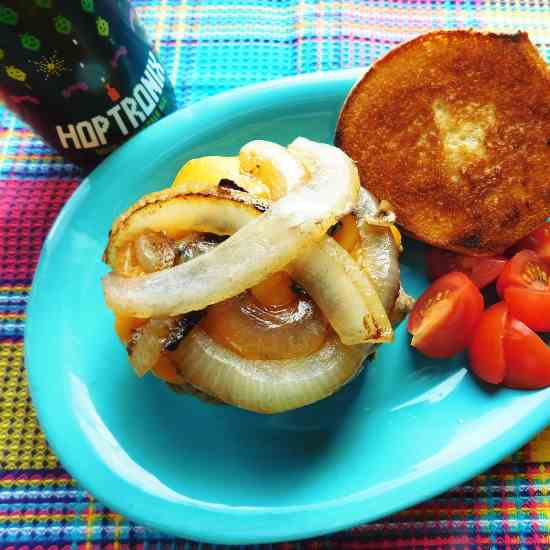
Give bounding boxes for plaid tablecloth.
[2,1,550,548]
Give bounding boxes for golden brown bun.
[335,30,550,256]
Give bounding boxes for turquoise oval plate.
[26,69,550,544]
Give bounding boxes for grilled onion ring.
[102,138,362,319]
[169,328,371,414]
[104,187,392,344]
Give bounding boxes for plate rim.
[25,68,550,544]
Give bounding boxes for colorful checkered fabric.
[2,1,550,548]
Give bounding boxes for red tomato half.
[408,272,484,358]
[496,250,550,297]
[468,302,507,385]
[467,302,550,389]
[503,317,550,390]
[504,286,550,332]
[496,250,550,331]
[426,247,506,289]
[510,222,550,264]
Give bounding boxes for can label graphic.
[0,0,177,167]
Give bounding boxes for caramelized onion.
[134,231,176,273]
[353,188,401,313]
[169,328,371,414]
[292,237,392,344]
[127,318,179,377]
[201,292,328,360]
[239,140,306,200]
[103,138,360,318]
[126,313,202,376]
[103,189,390,343]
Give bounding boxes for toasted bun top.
[336,30,550,255]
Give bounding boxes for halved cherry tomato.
[408,272,484,358]
[503,316,550,389]
[496,250,550,297]
[509,222,550,264]
[504,286,550,332]
[426,247,506,289]
[468,302,507,384]
[468,302,550,389]
[496,250,550,330]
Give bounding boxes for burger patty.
[336,30,550,256]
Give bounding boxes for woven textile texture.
[2,1,550,548]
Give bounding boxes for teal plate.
[26,69,550,544]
